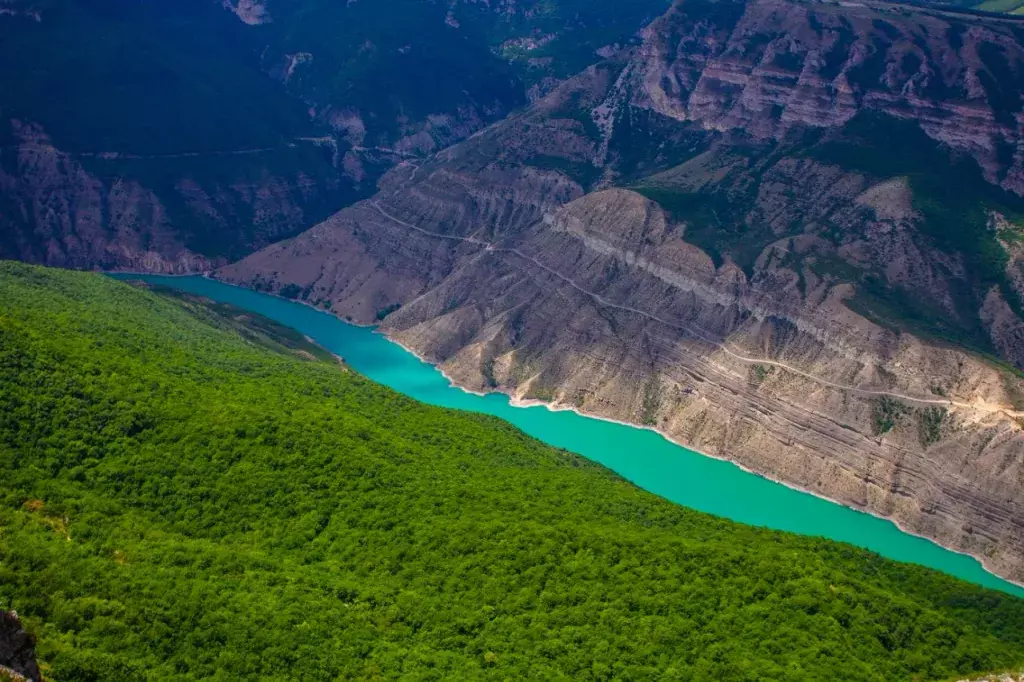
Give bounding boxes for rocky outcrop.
[957,673,1024,682]
[220,0,1024,585]
[0,611,40,682]
[222,0,270,25]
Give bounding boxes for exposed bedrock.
[219,0,1024,583]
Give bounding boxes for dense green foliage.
[2,263,1024,680]
[0,1,314,155]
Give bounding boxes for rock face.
[630,0,1024,192]
[0,611,40,682]
[0,121,342,272]
[222,0,1024,585]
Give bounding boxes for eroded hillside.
[221,0,1024,583]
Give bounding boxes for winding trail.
[367,200,1024,419]
[7,137,335,161]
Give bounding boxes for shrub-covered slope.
[0,262,1023,681]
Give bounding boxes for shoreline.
[111,270,1024,593]
[383,334,1024,593]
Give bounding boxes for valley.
[218,0,1024,586]
[4,0,1024,677]
[123,271,1024,598]
[2,262,1024,680]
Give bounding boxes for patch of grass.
[278,284,303,300]
[640,377,661,425]
[527,385,557,402]
[975,0,1024,11]
[374,302,402,321]
[810,254,864,283]
[749,364,775,387]
[481,356,498,388]
[918,407,948,448]
[523,154,603,188]
[872,396,912,436]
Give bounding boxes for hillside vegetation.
[1,263,1023,681]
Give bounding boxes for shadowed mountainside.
[0,0,669,271]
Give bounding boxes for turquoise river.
[118,274,1024,597]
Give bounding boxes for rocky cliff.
[221,0,1024,584]
[0,612,40,682]
[629,0,1024,192]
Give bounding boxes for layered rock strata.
[222,0,1024,583]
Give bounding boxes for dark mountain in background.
[0,0,669,271]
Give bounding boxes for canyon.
[220,0,1024,583]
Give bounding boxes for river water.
[116,273,1024,597]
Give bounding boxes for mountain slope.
[0,0,348,271]
[0,0,670,272]
[2,262,1024,680]
[220,0,1024,584]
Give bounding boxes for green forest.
[1,262,1023,681]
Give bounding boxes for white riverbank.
[383,334,1024,593]
[111,270,1024,592]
